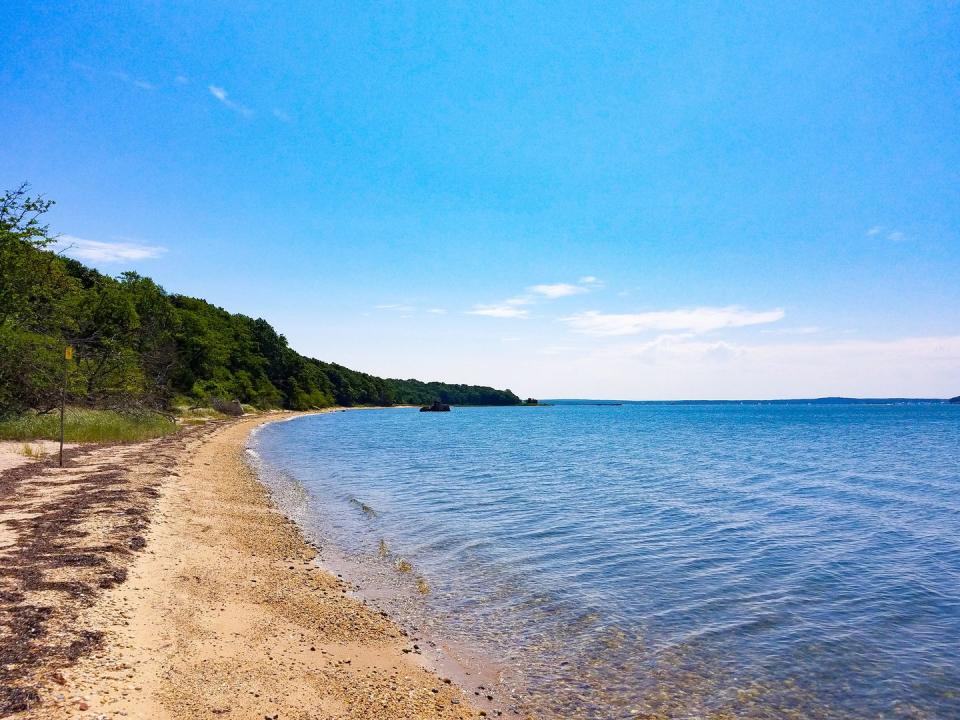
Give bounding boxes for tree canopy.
[0,185,520,416]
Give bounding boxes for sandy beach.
[0,414,491,719]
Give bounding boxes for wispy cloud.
[472,277,601,318]
[468,304,530,318]
[55,235,167,263]
[373,303,447,316]
[107,70,155,90]
[208,85,253,117]
[587,333,741,362]
[867,225,908,242]
[272,108,292,123]
[174,75,189,85]
[507,333,960,400]
[562,306,785,336]
[584,334,960,376]
[73,63,156,91]
[528,283,588,299]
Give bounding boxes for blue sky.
[2,1,958,398]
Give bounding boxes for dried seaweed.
[0,425,209,716]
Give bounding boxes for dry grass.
[19,443,46,459]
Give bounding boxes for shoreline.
[0,412,495,719]
[245,412,520,714]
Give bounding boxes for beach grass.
[0,408,177,443]
[20,442,46,458]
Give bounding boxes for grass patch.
[176,407,228,419]
[0,408,176,443]
[171,406,235,427]
[20,443,46,458]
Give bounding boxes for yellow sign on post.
[60,345,73,467]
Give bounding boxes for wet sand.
[0,414,490,719]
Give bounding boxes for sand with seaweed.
[0,414,488,719]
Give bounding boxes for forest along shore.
[0,412,489,720]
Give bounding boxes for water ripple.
[254,403,960,719]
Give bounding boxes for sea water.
[251,403,960,719]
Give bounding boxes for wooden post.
[60,345,72,467]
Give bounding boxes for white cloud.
[208,85,253,117]
[375,304,446,315]
[55,235,167,263]
[468,304,530,318]
[587,333,741,362]
[74,64,156,91]
[563,306,785,336]
[762,325,821,336]
[478,334,960,400]
[504,295,535,306]
[867,225,908,242]
[529,283,588,299]
[475,277,601,315]
[568,335,960,397]
[272,108,292,123]
[106,70,155,90]
[174,75,189,85]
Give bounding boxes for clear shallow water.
[253,404,960,719]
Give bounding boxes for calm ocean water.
[251,404,960,719]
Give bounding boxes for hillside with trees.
[0,184,520,416]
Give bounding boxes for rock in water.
[420,400,451,412]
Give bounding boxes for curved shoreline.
[246,411,519,716]
[9,412,491,719]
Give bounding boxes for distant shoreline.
[546,397,954,405]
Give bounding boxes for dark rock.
[212,398,245,416]
[420,400,451,412]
